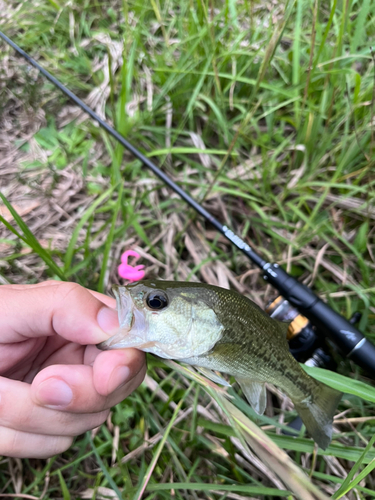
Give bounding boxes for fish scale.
[179,285,316,398]
[98,280,342,449]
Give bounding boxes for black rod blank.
[2,30,375,378]
[0,31,265,268]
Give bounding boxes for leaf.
[354,221,369,254]
[350,0,371,52]
[145,483,291,496]
[332,435,375,499]
[57,470,71,500]
[272,435,375,463]
[88,435,123,500]
[147,147,238,157]
[34,125,59,150]
[0,193,64,279]
[302,365,375,403]
[134,388,192,500]
[163,360,329,500]
[98,185,123,293]
[64,186,116,272]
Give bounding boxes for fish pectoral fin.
[195,366,231,387]
[237,378,267,415]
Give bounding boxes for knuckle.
[0,395,26,430]
[86,410,109,431]
[0,427,18,457]
[13,409,31,429]
[0,426,73,458]
[55,282,84,303]
[52,409,74,434]
[45,407,108,436]
[45,436,73,458]
[51,282,91,336]
[57,410,109,436]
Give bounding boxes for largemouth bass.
[98,280,342,449]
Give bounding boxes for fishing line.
[1,30,375,378]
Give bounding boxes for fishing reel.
[3,30,375,379]
[266,295,362,370]
[266,296,320,362]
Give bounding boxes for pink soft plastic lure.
[118,250,145,282]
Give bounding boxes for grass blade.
[145,483,291,496]
[303,365,375,403]
[64,185,116,273]
[97,184,123,293]
[88,434,123,499]
[163,360,329,500]
[0,193,65,279]
[332,435,375,499]
[134,388,191,500]
[57,470,71,500]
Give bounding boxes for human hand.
[0,281,146,459]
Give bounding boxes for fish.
[97,280,342,449]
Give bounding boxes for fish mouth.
[97,286,146,351]
[97,286,134,350]
[113,285,134,329]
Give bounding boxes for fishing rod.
[1,30,375,378]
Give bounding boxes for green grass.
[1,0,375,498]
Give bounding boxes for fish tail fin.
[292,383,342,450]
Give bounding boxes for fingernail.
[36,378,73,409]
[97,306,119,333]
[108,366,130,393]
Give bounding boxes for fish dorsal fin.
[195,366,231,387]
[237,378,267,415]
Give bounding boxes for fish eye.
[146,291,168,310]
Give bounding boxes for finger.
[0,282,119,344]
[5,281,117,308]
[4,281,62,289]
[0,426,73,459]
[93,348,146,396]
[83,344,104,366]
[87,289,116,308]
[22,340,83,383]
[24,343,99,377]
[0,337,45,376]
[31,359,145,413]
[0,377,109,436]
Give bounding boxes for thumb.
[0,282,119,345]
